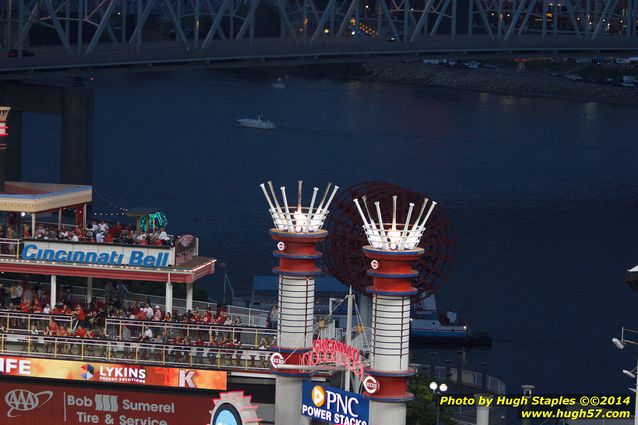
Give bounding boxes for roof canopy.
[0,181,92,213]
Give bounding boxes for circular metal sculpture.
[322,181,456,299]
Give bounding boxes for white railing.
[0,238,22,257]
[0,310,75,331]
[103,317,276,348]
[16,277,218,315]
[0,332,272,371]
[226,305,270,328]
[430,365,507,395]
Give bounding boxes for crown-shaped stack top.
[353,195,436,251]
[260,180,339,233]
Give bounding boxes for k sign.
[301,381,369,425]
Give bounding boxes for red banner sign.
[0,355,227,391]
[0,379,216,425]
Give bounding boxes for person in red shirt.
[137,310,146,321]
[48,318,59,334]
[33,300,43,313]
[75,326,87,338]
[75,304,87,327]
[20,300,30,313]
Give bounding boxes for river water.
[21,69,638,396]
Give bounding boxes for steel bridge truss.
[0,0,635,55]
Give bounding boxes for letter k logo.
[179,370,195,388]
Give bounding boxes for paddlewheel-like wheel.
[322,181,456,300]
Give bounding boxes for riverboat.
[0,181,286,424]
[411,295,492,348]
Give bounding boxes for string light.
[93,191,129,216]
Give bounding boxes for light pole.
[430,381,448,425]
[612,326,638,425]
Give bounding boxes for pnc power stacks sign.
[0,355,227,391]
[0,380,215,425]
[301,381,369,425]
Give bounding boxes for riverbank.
[360,61,638,107]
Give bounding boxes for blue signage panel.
[20,243,171,268]
[301,381,369,425]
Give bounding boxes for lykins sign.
[21,240,174,268]
[301,382,369,425]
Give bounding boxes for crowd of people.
[0,278,274,367]
[0,213,173,252]
[20,221,171,246]
[7,315,273,367]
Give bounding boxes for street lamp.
[612,326,638,425]
[430,381,448,425]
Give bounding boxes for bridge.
[0,0,636,78]
[0,0,636,187]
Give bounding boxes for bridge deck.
[1,35,637,79]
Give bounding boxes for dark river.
[22,69,638,397]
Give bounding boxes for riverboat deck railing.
[0,276,272,325]
[0,332,272,371]
[103,318,276,348]
[0,238,21,257]
[0,310,74,331]
[225,305,269,328]
[0,311,276,349]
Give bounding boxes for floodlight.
[613,338,626,350]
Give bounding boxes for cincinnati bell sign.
[20,240,174,268]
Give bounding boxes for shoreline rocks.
[361,62,638,107]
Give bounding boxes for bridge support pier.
[0,82,93,186]
[61,86,93,185]
[5,110,22,182]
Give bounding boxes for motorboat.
[237,116,276,130]
[272,78,286,89]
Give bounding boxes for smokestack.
[260,180,338,425]
[356,195,436,425]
